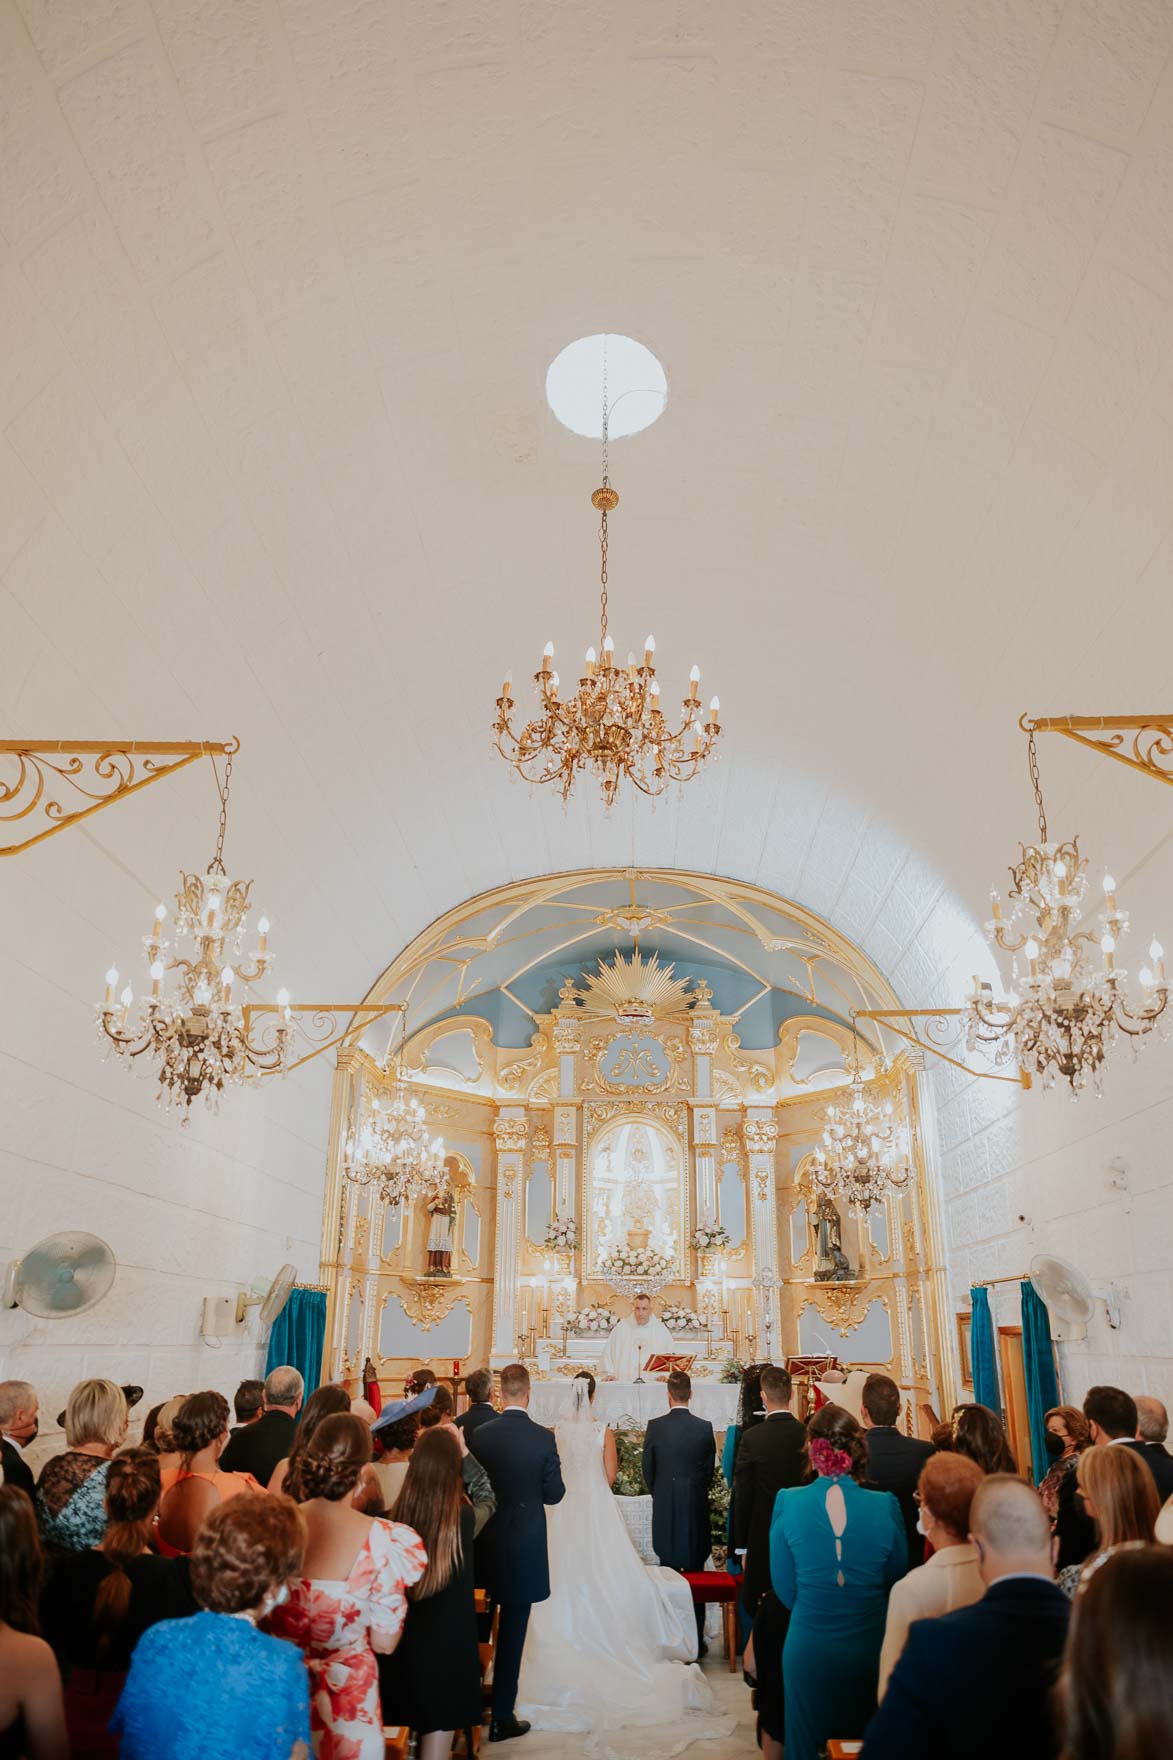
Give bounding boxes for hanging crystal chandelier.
[343,1023,446,1204]
[97,748,292,1115]
[492,349,722,806]
[966,722,1169,1094]
[809,1030,911,1211]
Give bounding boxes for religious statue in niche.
[425,1188,455,1276]
[812,1192,855,1283]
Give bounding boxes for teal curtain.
[265,1288,327,1396]
[1021,1279,1060,1483]
[969,1286,1000,1415]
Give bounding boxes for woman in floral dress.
[270,1413,426,1758]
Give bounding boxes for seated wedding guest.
[0,1380,38,1499]
[232,1378,266,1433]
[156,1391,263,1557]
[272,1413,426,1756]
[860,1373,933,1568]
[37,1378,128,1552]
[152,1395,186,1477]
[770,1403,906,1760]
[220,1365,304,1485]
[1129,1391,1173,1502]
[113,1492,310,1760]
[1058,1443,1158,1597]
[936,1402,1017,1475]
[40,1450,196,1757]
[418,1383,455,1429]
[1058,1545,1173,1759]
[877,1451,984,1695]
[862,1475,1069,1760]
[268,1384,351,1494]
[1039,1405,1096,1572]
[732,1364,807,1619]
[370,1388,436,1509]
[380,1427,485,1759]
[0,1486,68,1760]
[455,1367,497,1442]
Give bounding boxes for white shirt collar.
[1107,1435,1135,1446]
[500,1406,528,1416]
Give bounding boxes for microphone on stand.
[634,1349,645,1386]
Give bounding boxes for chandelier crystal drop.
[809,1034,911,1212]
[966,724,1169,1094]
[492,349,722,807]
[97,749,292,1115]
[342,1025,446,1204]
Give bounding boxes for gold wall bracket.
[854,1008,1030,1088]
[0,739,237,856]
[242,1001,406,1074]
[1022,714,1173,790]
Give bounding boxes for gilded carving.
[584,1099,686,1141]
[688,1019,719,1055]
[353,1216,370,1263]
[530,1126,551,1158]
[581,1031,688,1096]
[712,1069,742,1105]
[812,1282,883,1336]
[493,1117,529,1155]
[743,1118,779,1152]
[499,1032,550,1092]
[903,1219,918,1264]
[394,1278,468,1331]
[720,1129,742,1165]
[723,1031,772,1094]
[553,1017,583,1054]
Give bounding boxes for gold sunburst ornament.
[492,350,722,806]
[579,950,694,1026]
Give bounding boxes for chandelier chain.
[599,340,609,646]
[209,747,234,876]
[1027,727,1047,844]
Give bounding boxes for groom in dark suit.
[471,1362,565,1743]
[642,1370,716,1654]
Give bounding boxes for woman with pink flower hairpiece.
[768,1403,907,1760]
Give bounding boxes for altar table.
[528,1379,738,1429]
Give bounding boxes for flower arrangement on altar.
[566,1304,615,1334]
[720,1358,746,1384]
[544,1215,579,1252]
[660,1303,705,1334]
[691,1222,731,1253]
[599,1243,673,1281]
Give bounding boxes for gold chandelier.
[97,749,292,1115]
[343,1024,446,1204]
[492,359,721,807]
[966,724,1169,1093]
[810,1029,911,1211]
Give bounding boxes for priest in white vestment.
[599,1293,675,1380]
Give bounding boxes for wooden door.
[998,1326,1032,1480]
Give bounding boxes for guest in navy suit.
[862,1475,1070,1760]
[470,1362,565,1743]
[643,1370,716,1652]
[455,1368,498,1445]
[860,1372,933,1569]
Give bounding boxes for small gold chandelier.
[97,748,292,1115]
[343,1025,446,1204]
[493,357,721,807]
[810,1028,911,1211]
[966,722,1169,1094]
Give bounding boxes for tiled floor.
[504,1653,756,1758]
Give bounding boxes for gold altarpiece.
[317,873,956,1422]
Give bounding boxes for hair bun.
[292,1450,358,1503]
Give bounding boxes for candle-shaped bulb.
[650,678,661,697]
[501,674,512,700]
[1150,938,1163,963]
[119,985,134,1010]
[689,664,701,682]
[585,645,596,667]
[150,960,164,995]
[104,966,118,1005]
[1025,938,1040,975]
[602,635,614,654]
[1103,874,1117,896]
[221,965,235,994]
[541,641,553,672]
[709,696,721,726]
[276,987,291,1009]
[257,915,270,939]
[550,670,560,691]
[1055,860,1067,880]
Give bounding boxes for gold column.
[490,1111,529,1366]
[743,1113,782,1356]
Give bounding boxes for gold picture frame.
[956,1312,973,1388]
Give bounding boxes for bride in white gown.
[516,1376,735,1759]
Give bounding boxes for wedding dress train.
[516,1385,735,1760]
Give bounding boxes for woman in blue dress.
[770,1403,906,1760]
[113,1492,312,1760]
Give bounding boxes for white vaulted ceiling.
[3,0,1173,1013]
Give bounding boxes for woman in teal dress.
[769,1403,906,1760]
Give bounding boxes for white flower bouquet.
[545,1215,579,1251]
[691,1223,731,1253]
[567,1304,615,1334]
[660,1303,705,1334]
[599,1243,674,1281]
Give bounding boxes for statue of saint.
[425,1188,455,1277]
[813,1193,854,1282]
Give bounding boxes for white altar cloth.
[528,1379,737,1429]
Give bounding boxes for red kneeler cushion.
[682,1571,742,1603]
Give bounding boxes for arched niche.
[583,1112,688,1283]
